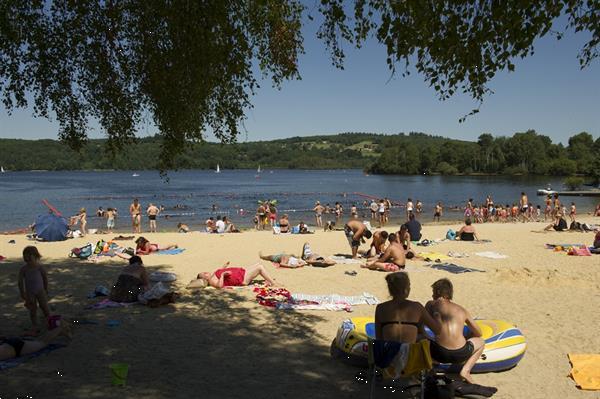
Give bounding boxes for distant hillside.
[0,131,597,178]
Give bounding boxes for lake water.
[0,169,597,232]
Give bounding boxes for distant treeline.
[0,131,598,179]
[368,131,599,179]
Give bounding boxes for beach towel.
[0,344,66,371]
[0,255,5,261]
[155,248,186,255]
[546,244,584,249]
[291,292,380,306]
[419,252,452,262]
[568,247,592,256]
[330,255,363,264]
[149,271,177,282]
[447,251,469,258]
[85,298,138,310]
[427,263,485,274]
[475,251,508,259]
[568,354,600,390]
[275,303,352,311]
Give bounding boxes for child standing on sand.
[18,246,50,332]
[105,207,116,233]
[569,202,577,222]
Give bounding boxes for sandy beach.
[0,217,599,398]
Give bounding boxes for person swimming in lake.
[456,219,479,241]
[194,262,277,288]
[135,237,178,255]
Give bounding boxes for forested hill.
[0,131,598,177]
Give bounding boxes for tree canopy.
[0,1,597,169]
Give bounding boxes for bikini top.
[379,320,420,330]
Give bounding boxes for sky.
[1,15,598,145]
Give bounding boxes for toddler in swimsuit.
[18,246,51,331]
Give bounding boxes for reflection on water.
[0,170,596,231]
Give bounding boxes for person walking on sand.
[18,247,50,333]
[426,279,485,384]
[314,201,325,227]
[147,203,160,233]
[130,198,142,233]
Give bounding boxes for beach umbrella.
[35,213,68,242]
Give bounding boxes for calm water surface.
[0,170,596,231]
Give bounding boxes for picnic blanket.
[569,353,600,390]
[427,262,485,274]
[0,344,65,371]
[155,248,186,255]
[475,251,508,259]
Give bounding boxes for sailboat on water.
[255,165,261,179]
[257,165,261,173]
[0,166,5,173]
[215,164,221,173]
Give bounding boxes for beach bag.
[291,226,300,234]
[446,229,456,240]
[272,225,281,235]
[568,246,592,256]
[69,243,93,259]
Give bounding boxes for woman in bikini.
[130,198,142,233]
[456,219,479,241]
[194,262,277,288]
[135,237,178,255]
[375,272,440,342]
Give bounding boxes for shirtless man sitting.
[425,278,484,384]
[365,230,388,257]
[344,219,372,259]
[362,233,406,272]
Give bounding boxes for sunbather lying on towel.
[259,243,336,268]
[195,263,277,288]
[135,236,178,255]
[0,322,71,361]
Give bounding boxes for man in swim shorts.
[147,203,160,233]
[425,278,484,384]
[344,219,372,259]
[362,233,406,272]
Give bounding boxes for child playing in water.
[18,246,50,332]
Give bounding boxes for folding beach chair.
[367,338,432,399]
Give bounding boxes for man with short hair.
[344,219,372,259]
[146,203,160,233]
[405,213,422,241]
[362,233,406,271]
[425,278,484,384]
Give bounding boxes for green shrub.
[564,176,584,190]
